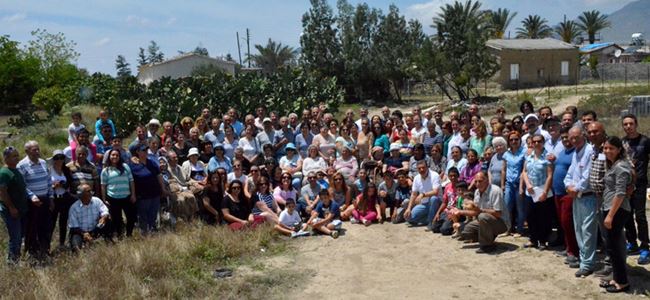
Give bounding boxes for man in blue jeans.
[404,160,441,228]
[0,146,29,265]
[564,126,596,278]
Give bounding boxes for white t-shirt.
[227,172,247,184]
[68,123,85,143]
[279,209,302,227]
[412,170,441,203]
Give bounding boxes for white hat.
[263,117,272,123]
[188,147,199,157]
[148,118,161,126]
[524,114,539,123]
[389,143,400,151]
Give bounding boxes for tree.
[555,20,582,43]
[26,29,80,87]
[578,10,610,44]
[300,0,342,78]
[489,8,517,39]
[425,0,498,101]
[115,55,132,78]
[249,39,297,73]
[0,35,41,112]
[193,45,209,56]
[147,40,164,63]
[137,47,148,66]
[516,15,552,39]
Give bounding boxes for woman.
[511,115,524,134]
[521,134,554,249]
[503,131,527,236]
[180,116,194,138]
[372,123,390,155]
[411,115,427,144]
[222,125,238,160]
[161,153,199,222]
[273,172,298,207]
[441,121,453,159]
[49,151,74,247]
[312,124,336,161]
[279,143,303,190]
[600,137,633,293]
[335,124,356,157]
[423,121,442,155]
[407,143,431,178]
[159,137,174,158]
[194,116,209,136]
[459,149,481,190]
[394,128,415,158]
[245,165,262,198]
[333,145,358,185]
[181,148,207,193]
[101,149,137,238]
[208,144,232,173]
[351,183,381,226]
[251,176,281,224]
[227,159,248,186]
[129,144,166,235]
[302,145,328,179]
[295,123,313,159]
[200,171,223,225]
[328,119,339,138]
[445,146,468,177]
[198,141,213,164]
[330,172,353,220]
[470,121,492,157]
[357,119,372,160]
[430,144,448,179]
[520,100,534,116]
[147,137,162,162]
[172,133,191,164]
[221,179,256,230]
[237,125,261,166]
[370,115,382,127]
[186,127,202,149]
[489,137,507,188]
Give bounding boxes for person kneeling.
[68,184,111,252]
[307,190,341,238]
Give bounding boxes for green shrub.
[32,85,71,117]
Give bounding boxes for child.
[277,199,309,238]
[392,170,412,224]
[307,190,341,238]
[94,110,117,144]
[378,171,397,222]
[449,183,471,238]
[68,112,85,145]
[432,167,460,235]
[351,182,381,226]
[384,144,407,174]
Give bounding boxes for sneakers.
[350,217,359,224]
[555,250,567,257]
[594,265,612,277]
[575,269,593,278]
[638,249,650,265]
[627,243,641,255]
[564,255,579,265]
[330,231,339,239]
[568,261,580,269]
[290,232,298,238]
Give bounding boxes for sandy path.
[275,223,650,299]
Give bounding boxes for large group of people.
[1,101,648,293]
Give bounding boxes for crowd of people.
[0,101,648,293]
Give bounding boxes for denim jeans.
[504,181,529,234]
[573,194,598,271]
[137,196,160,236]
[1,210,26,263]
[408,196,441,227]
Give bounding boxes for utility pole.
[236,32,242,65]
[246,28,251,68]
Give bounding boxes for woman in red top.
[351,182,382,226]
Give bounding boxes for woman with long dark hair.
[221,179,255,230]
[600,136,633,293]
[101,149,137,238]
[351,182,381,226]
[49,151,74,247]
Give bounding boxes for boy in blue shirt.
[308,189,341,238]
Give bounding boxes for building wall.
[137,55,236,85]
[497,48,579,90]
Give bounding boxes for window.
[510,64,519,80]
[561,61,569,76]
[537,68,544,79]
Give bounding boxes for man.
[102,136,130,166]
[200,107,211,121]
[381,106,391,123]
[204,117,224,147]
[93,124,114,165]
[257,118,276,148]
[299,172,321,216]
[17,141,53,262]
[274,116,295,158]
[564,125,596,277]
[522,114,552,149]
[146,118,161,140]
[71,128,98,163]
[544,117,564,157]
[468,104,479,118]
[68,183,110,252]
[538,106,553,121]
[580,111,597,130]
[404,161,441,228]
[227,108,245,136]
[288,113,300,137]
[561,111,575,130]
[128,125,148,149]
[621,114,650,264]
[423,111,432,128]
[0,146,29,264]
[553,127,579,265]
[456,171,510,253]
[67,146,101,197]
[355,107,369,130]
[254,106,267,131]
[433,107,444,128]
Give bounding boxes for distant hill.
[600,0,650,44]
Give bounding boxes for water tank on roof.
[632,33,645,46]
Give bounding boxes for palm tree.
[516,15,552,39]
[249,38,297,73]
[555,20,582,43]
[578,10,611,44]
[489,8,517,39]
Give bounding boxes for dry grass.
[0,224,297,299]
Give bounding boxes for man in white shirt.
[404,160,441,228]
[522,114,552,150]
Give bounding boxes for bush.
[32,86,71,117]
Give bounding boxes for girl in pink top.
[351,182,382,226]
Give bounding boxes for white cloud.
[166,17,177,26]
[94,37,110,46]
[405,0,455,26]
[125,14,150,26]
[2,13,26,23]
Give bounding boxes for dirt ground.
[272,222,650,299]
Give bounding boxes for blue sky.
[0,0,633,75]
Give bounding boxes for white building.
[137,53,237,85]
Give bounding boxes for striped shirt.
[68,196,109,232]
[589,144,606,196]
[17,157,52,198]
[100,164,133,199]
[67,161,99,193]
[252,192,275,215]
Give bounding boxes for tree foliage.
[26,29,81,87]
[115,55,132,78]
[489,8,517,39]
[578,10,610,44]
[249,39,297,73]
[300,0,342,79]
[555,20,582,43]
[516,15,552,39]
[0,35,41,113]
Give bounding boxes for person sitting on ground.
[404,160,442,228]
[455,171,510,253]
[432,167,461,235]
[459,149,481,190]
[378,171,398,222]
[68,183,110,252]
[299,171,321,217]
[392,171,413,224]
[251,176,280,225]
[160,153,198,221]
[384,143,407,175]
[307,189,341,238]
[273,172,298,208]
[200,171,223,225]
[351,182,382,226]
[221,180,257,231]
[278,143,303,190]
[181,148,207,194]
[277,198,310,238]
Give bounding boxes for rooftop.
[487,38,577,50]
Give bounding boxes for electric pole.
[236,32,242,65]
[246,28,251,68]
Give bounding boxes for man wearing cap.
[274,116,295,159]
[0,146,29,264]
[522,113,552,150]
[257,117,276,148]
[147,119,161,140]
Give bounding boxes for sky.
[0,0,634,75]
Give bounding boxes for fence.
[580,63,650,84]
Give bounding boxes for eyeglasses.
[259,182,268,186]
[334,178,343,182]
[231,186,241,190]
[532,140,543,144]
[250,169,259,173]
